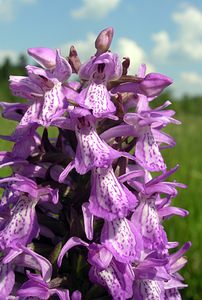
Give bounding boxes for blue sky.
[0,0,202,97]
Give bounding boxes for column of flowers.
[0,27,190,300]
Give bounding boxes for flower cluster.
[0,27,190,299]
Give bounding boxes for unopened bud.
[122,57,130,75]
[68,45,81,73]
[95,27,114,55]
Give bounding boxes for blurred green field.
[0,103,201,299]
[163,113,202,300]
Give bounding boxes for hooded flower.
[9,48,73,129]
[59,108,135,180]
[124,95,179,172]
[17,272,82,300]
[76,52,122,118]
[57,237,133,300]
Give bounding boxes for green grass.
[0,110,201,299]
[163,113,202,300]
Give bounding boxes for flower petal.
[89,167,137,221]
[133,280,164,300]
[57,237,89,267]
[28,47,57,69]
[0,263,15,298]
[52,49,72,82]
[76,82,116,118]
[82,202,94,240]
[39,83,67,126]
[132,198,168,253]
[75,120,121,174]
[89,260,133,300]
[101,218,143,263]
[0,195,39,249]
[136,127,166,172]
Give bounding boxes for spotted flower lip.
[0,194,39,250]
[59,112,135,181]
[89,259,134,300]
[131,196,168,254]
[100,218,143,263]
[76,52,123,118]
[88,166,138,221]
[133,280,165,300]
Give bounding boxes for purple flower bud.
[95,27,114,55]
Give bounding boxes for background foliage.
[0,56,201,300]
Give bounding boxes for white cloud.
[152,4,202,62]
[71,0,121,19]
[115,37,155,73]
[151,31,172,61]
[172,71,202,97]
[180,72,202,85]
[0,0,36,22]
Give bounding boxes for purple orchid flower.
[17,272,82,300]
[128,167,187,256]
[89,259,134,300]
[124,95,179,172]
[0,194,39,250]
[163,242,191,295]
[0,174,59,252]
[9,48,72,128]
[57,237,133,300]
[100,95,179,172]
[0,242,52,298]
[76,52,122,118]
[131,196,168,256]
[131,251,171,300]
[59,108,135,180]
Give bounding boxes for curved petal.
[57,237,89,267]
[82,202,94,240]
[28,47,57,69]
[52,49,72,82]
